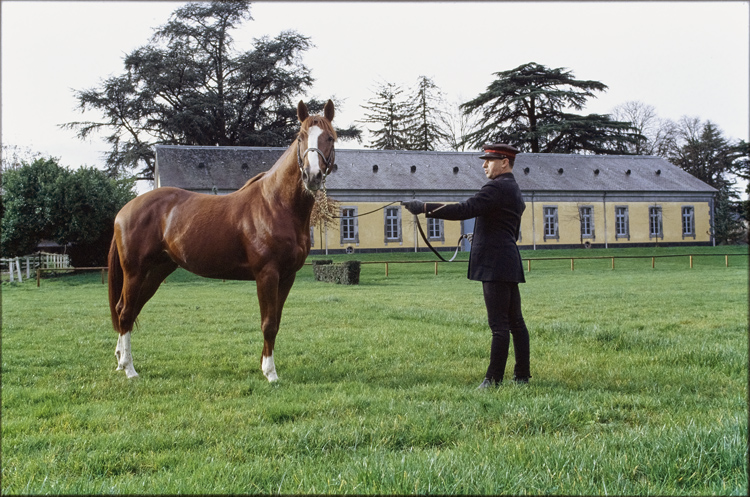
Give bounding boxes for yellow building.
[155,146,717,254]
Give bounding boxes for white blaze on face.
[306,125,324,178]
[262,353,278,382]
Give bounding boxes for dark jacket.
[425,172,526,282]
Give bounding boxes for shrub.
[312,260,360,285]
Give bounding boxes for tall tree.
[359,82,411,150]
[404,76,451,151]
[610,101,677,156]
[1,158,63,256]
[439,99,480,152]
[668,118,745,244]
[730,140,750,228]
[669,118,737,190]
[460,62,641,154]
[62,1,358,181]
[1,158,136,263]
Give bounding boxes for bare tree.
[439,99,481,152]
[1,144,43,173]
[611,101,677,156]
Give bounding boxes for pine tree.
[668,119,745,244]
[461,62,641,154]
[359,82,410,150]
[404,76,451,151]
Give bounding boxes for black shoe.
[477,378,501,389]
[512,375,530,384]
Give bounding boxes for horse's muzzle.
[302,169,324,191]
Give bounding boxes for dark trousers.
[482,281,530,382]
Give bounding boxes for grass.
[1,246,747,494]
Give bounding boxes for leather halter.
[297,140,336,179]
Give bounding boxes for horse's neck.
[254,145,315,212]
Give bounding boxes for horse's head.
[297,99,336,192]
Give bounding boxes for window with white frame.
[427,218,444,241]
[682,206,695,238]
[340,207,358,243]
[543,206,558,240]
[615,206,629,239]
[649,206,663,239]
[579,206,594,238]
[385,207,401,242]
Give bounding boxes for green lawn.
[2,246,747,494]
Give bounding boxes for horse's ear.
[297,100,309,123]
[324,99,335,122]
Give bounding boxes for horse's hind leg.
[115,262,177,378]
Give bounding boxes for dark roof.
[155,145,716,194]
[155,145,281,191]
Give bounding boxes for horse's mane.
[300,115,338,141]
[235,113,336,193]
[236,171,266,192]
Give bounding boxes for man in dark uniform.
[402,143,530,389]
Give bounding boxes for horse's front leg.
[257,270,281,381]
[256,270,296,382]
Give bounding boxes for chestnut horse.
[108,100,336,382]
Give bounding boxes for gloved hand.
[401,200,424,215]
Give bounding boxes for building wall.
[311,202,464,254]
[310,198,712,254]
[520,199,711,248]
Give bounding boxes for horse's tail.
[108,236,124,334]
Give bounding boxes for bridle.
[297,138,336,180]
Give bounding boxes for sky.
[2,1,748,193]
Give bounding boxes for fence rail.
[20,253,746,286]
[1,252,70,283]
[308,253,744,277]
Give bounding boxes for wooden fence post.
[15,257,22,282]
[690,255,693,268]
[652,257,655,269]
[434,261,438,275]
[385,262,389,277]
[37,269,41,287]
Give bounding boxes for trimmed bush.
[312,260,360,285]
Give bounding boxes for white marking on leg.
[262,353,278,382]
[115,334,124,370]
[116,331,139,378]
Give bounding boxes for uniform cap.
[479,143,519,160]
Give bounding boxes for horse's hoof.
[265,372,279,382]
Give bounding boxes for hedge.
[312,260,360,285]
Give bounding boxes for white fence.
[1,252,70,283]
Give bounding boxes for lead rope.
[415,217,468,262]
[316,189,468,261]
